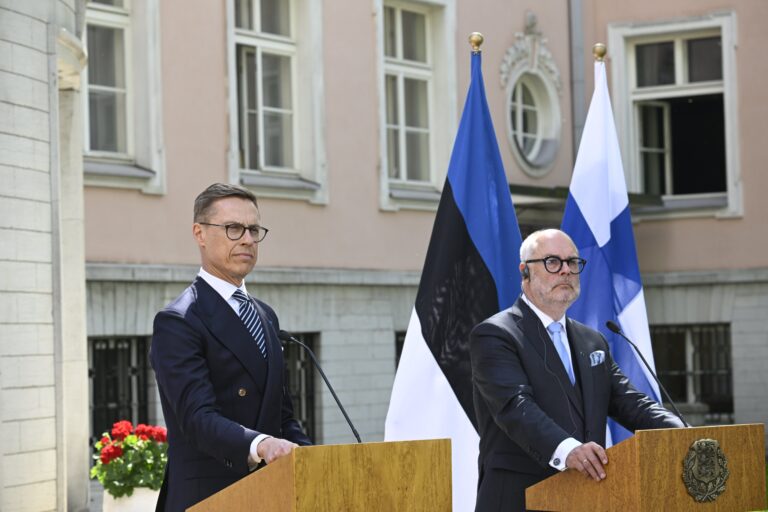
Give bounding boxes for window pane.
[404,78,428,128]
[87,25,125,88]
[263,112,293,167]
[401,10,426,62]
[636,42,674,87]
[261,0,290,36]
[245,49,257,108]
[92,0,124,6]
[235,0,254,30]
[640,104,664,148]
[522,84,534,106]
[405,131,429,181]
[669,94,726,194]
[688,37,722,82]
[262,53,291,109]
[89,90,127,153]
[387,128,400,178]
[385,75,398,124]
[247,112,259,169]
[384,7,397,58]
[510,88,518,131]
[642,151,666,195]
[522,109,537,135]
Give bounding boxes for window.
[83,0,165,193]
[89,336,150,440]
[384,5,431,183]
[229,0,327,203]
[235,1,295,171]
[650,324,733,425]
[506,73,560,173]
[282,332,318,442]
[499,14,562,177]
[608,12,740,215]
[377,0,456,210]
[84,1,131,158]
[633,35,725,196]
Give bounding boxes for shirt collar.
[521,293,566,331]
[198,267,248,302]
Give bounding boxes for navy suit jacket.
[150,277,311,512]
[470,297,683,511]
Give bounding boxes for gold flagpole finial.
[593,43,607,62]
[469,32,484,53]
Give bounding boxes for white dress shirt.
[520,294,581,471]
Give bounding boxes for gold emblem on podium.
[682,438,729,502]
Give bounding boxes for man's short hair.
[519,229,577,261]
[193,183,258,222]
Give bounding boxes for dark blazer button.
[238,387,247,397]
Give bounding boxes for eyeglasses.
[525,256,587,274]
[199,222,269,242]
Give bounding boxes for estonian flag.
[560,57,661,443]
[384,49,522,511]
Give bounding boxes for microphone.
[605,321,690,428]
[278,330,362,443]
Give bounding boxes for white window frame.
[83,0,166,194]
[376,0,456,211]
[83,3,133,160]
[227,0,327,204]
[504,70,561,177]
[608,11,741,218]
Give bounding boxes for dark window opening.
[650,323,733,424]
[283,332,317,442]
[89,336,150,442]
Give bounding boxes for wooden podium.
[526,424,766,511]
[187,439,451,511]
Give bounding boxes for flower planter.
[102,487,160,512]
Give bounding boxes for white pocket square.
[589,350,605,367]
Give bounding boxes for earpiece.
[522,264,530,279]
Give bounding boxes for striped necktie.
[547,322,574,385]
[232,289,267,359]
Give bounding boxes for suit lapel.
[568,320,595,427]
[251,299,281,427]
[194,278,266,387]
[516,299,584,418]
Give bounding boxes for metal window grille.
[650,323,733,424]
[282,332,317,442]
[88,336,150,440]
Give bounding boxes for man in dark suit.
[150,183,311,512]
[470,229,683,511]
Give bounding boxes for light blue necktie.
[232,289,268,360]
[547,322,574,385]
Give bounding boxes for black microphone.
[278,330,362,443]
[605,321,690,428]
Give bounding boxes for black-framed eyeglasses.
[525,256,586,274]
[199,222,269,242]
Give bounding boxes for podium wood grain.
[188,439,451,512]
[525,424,766,512]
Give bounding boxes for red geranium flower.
[111,420,133,441]
[100,443,124,464]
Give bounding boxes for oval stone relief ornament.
[682,438,729,502]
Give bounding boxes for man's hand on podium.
[565,442,608,482]
[257,437,299,464]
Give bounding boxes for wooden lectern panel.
[526,424,766,512]
[638,424,765,511]
[295,439,451,511]
[188,439,451,512]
